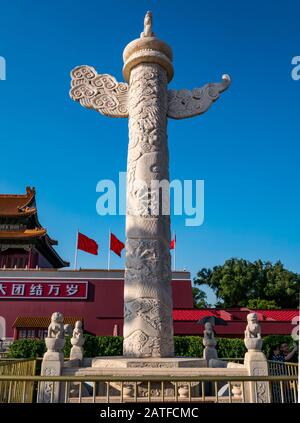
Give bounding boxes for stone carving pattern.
[167,74,231,119]
[127,362,175,368]
[124,63,173,357]
[70,65,129,118]
[42,367,57,403]
[252,366,269,403]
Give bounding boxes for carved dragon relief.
[167,74,231,119]
[70,65,129,118]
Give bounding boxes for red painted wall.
[1,279,193,338]
[0,272,295,339]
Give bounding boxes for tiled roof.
[0,187,36,216]
[173,309,218,321]
[173,309,299,322]
[254,310,299,322]
[13,316,82,328]
[0,228,46,239]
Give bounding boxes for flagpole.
[107,228,111,271]
[74,229,79,270]
[173,231,176,271]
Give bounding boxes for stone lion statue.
[204,322,214,341]
[72,321,83,340]
[203,321,217,350]
[47,312,64,339]
[244,313,261,339]
[64,323,73,337]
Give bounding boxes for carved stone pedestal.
[244,351,271,403]
[38,338,65,403]
[203,346,218,365]
[92,356,206,369]
[76,356,207,399]
[70,337,84,362]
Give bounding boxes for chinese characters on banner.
[0,280,88,299]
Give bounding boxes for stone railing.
[0,373,297,403]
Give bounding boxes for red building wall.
[0,269,193,338]
[0,269,296,339]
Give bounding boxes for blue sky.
[0,0,299,305]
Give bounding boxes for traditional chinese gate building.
[0,187,68,269]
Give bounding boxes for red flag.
[77,232,98,255]
[170,234,176,250]
[110,233,125,257]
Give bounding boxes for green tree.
[192,287,211,309]
[247,298,280,310]
[194,258,299,308]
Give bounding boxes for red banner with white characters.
[0,280,88,299]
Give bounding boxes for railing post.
[244,351,271,403]
[243,312,271,403]
[38,344,65,403]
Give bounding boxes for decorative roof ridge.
[44,233,58,246]
[0,186,35,199]
[18,205,36,212]
[0,228,47,238]
[0,186,36,215]
[44,235,70,267]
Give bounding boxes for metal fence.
[0,359,298,403]
[0,373,298,403]
[268,360,298,403]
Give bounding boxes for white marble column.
[123,62,174,357]
[69,11,230,359]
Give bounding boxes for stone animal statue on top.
[141,11,154,38]
[203,321,218,363]
[70,321,85,361]
[244,312,263,351]
[244,313,261,339]
[203,322,217,348]
[72,321,84,341]
[203,322,214,341]
[47,312,65,339]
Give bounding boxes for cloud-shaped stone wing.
[70,65,129,118]
[167,74,231,120]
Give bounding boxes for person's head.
[272,345,281,356]
[280,342,290,355]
